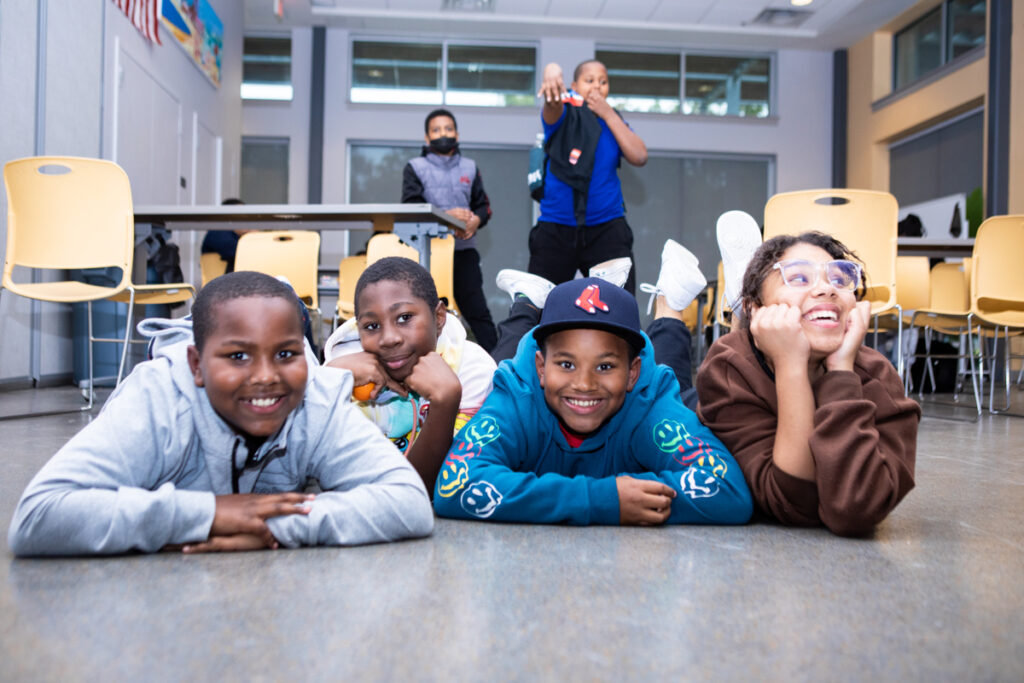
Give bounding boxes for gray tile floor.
[1,387,1022,681]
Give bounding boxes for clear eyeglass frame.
[771,259,862,291]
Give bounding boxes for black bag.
[528,142,547,202]
[146,232,184,285]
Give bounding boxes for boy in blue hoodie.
[433,276,752,525]
[9,272,433,556]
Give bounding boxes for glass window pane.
[596,50,681,114]
[241,137,289,204]
[684,55,770,117]
[947,0,986,60]
[446,45,536,107]
[242,36,292,101]
[894,8,942,89]
[351,41,442,105]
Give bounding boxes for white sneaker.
[716,210,762,314]
[495,269,555,308]
[588,257,632,288]
[638,239,706,313]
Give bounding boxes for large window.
[598,49,772,118]
[893,0,985,90]
[351,40,536,107]
[242,35,292,101]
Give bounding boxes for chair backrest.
[3,156,134,296]
[235,230,321,309]
[764,189,898,315]
[428,236,460,314]
[928,262,969,313]
[200,252,228,287]
[366,233,418,264]
[336,253,367,321]
[365,233,460,313]
[970,214,1024,321]
[895,256,930,312]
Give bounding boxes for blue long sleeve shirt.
[433,330,752,525]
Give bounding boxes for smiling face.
[759,242,858,361]
[535,327,641,438]
[188,296,308,438]
[356,279,446,383]
[571,61,610,100]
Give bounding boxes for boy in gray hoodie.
[9,271,433,556]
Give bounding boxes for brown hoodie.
[697,329,919,536]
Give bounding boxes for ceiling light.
[791,0,813,6]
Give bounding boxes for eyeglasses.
[771,259,862,291]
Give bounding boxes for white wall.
[248,29,832,268]
[0,0,243,384]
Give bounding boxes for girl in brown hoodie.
[696,232,919,536]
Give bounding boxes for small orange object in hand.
[352,383,375,401]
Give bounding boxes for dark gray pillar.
[832,49,848,189]
[308,26,326,204]
[985,0,1011,217]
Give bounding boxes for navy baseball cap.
[533,277,645,354]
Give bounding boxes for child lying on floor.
[432,276,752,525]
[8,271,433,556]
[322,257,496,494]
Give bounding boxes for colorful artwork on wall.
[159,0,223,87]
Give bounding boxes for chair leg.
[86,301,95,410]
[967,315,982,414]
[116,289,136,385]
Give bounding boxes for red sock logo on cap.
[575,284,609,314]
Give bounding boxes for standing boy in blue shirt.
[433,277,752,525]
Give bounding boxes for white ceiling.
[245,0,921,51]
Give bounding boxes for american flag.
[113,0,162,44]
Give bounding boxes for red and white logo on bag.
[568,148,582,165]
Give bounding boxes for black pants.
[491,300,698,411]
[528,216,637,295]
[453,248,497,352]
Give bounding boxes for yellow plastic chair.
[235,230,321,309]
[967,215,1024,413]
[712,261,733,338]
[905,261,980,410]
[2,156,194,415]
[367,233,461,315]
[764,188,902,374]
[200,252,228,287]
[335,253,367,325]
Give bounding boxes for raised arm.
[585,91,647,167]
[538,62,568,125]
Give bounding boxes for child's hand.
[181,533,272,554]
[209,493,314,548]
[325,351,407,399]
[402,351,462,409]
[750,303,811,371]
[537,62,566,103]
[584,89,614,120]
[445,207,478,239]
[825,301,870,373]
[616,476,675,526]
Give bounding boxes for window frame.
[892,0,986,92]
[241,32,294,102]
[348,37,539,108]
[596,45,776,119]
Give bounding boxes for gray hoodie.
[8,318,433,556]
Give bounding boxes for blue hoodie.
[433,330,753,525]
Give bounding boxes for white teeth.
[567,398,599,407]
[249,397,279,408]
[807,311,838,321]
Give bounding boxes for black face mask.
[429,136,458,155]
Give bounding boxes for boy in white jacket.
[9,271,433,556]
